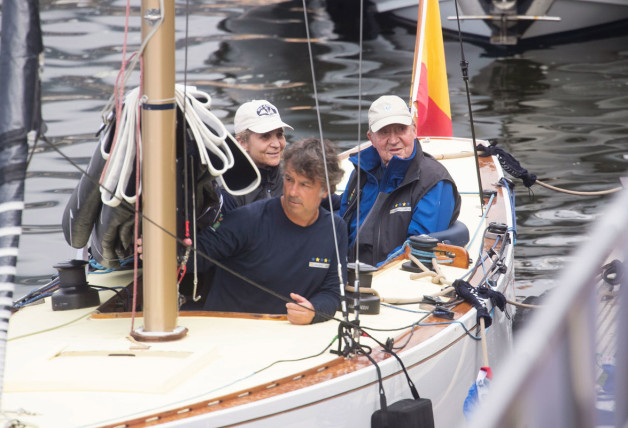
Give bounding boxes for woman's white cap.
[234,100,294,134]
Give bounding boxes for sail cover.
[62,86,260,269]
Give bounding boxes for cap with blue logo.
[234,100,293,134]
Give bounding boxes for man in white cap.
[221,99,293,213]
[339,95,461,267]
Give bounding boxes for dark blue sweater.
[198,197,347,323]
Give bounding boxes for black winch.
[51,259,100,311]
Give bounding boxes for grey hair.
[235,129,252,144]
[283,137,343,194]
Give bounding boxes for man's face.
[281,164,327,226]
[240,128,286,168]
[367,122,416,166]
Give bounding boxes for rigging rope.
[453,0,484,214]
[478,141,623,195]
[300,0,351,327]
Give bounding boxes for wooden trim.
[98,314,474,428]
[96,147,511,428]
[91,310,287,321]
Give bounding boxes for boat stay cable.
[453,0,484,214]
[353,0,365,345]
[300,0,352,328]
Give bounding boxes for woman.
[221,99,293,213]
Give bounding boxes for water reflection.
[15,0,628,302]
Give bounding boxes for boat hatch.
[5,347,217,393]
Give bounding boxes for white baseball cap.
[368,95,413,132]
[234,100,293,134]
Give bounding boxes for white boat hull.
[4,137,516,427]
[372,0,628,44]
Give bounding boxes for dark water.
[8,0,628,300]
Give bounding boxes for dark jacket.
[221,164,283,213]
[199,197,347,323]
[340,141,461,266]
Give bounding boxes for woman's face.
[240,128,287,168]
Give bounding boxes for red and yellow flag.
[410,0,452,137]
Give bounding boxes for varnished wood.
[96,142,511,427]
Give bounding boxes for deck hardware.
[51,259,100,311]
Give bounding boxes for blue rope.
[500,177,518,245]
[378,241,409,267]
[13,292,55,309]
[88,256,135,273]
[466,192,495,252]
[409,248,454,265]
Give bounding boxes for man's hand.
[286,293,315,325]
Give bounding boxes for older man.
[198,138,346,325]
[339,95,461,267]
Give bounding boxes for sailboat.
[370,0,628,45]
[3,0,516,427]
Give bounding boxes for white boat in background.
[2,0,517,427]
[372,0,628,45]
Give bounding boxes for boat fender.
[51,259,100,311]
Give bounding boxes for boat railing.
[464,187,628,428]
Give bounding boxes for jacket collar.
[258,164,282,184]
[350,140,422,175]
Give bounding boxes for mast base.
[131,326,188,342]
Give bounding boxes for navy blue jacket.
[198,197,347,323]
[339,142,460,266]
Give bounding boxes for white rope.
[101,87,142,207]
[99,84,259,207]
[173,84,233,176]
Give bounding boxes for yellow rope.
[506,298,543,309]
[536,179,623,196]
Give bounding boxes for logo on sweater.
[309,257,330,269]
[347,188,358,203]
[390,201,411,214]
[211,213,224,230]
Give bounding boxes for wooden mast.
[132,0,187,341]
